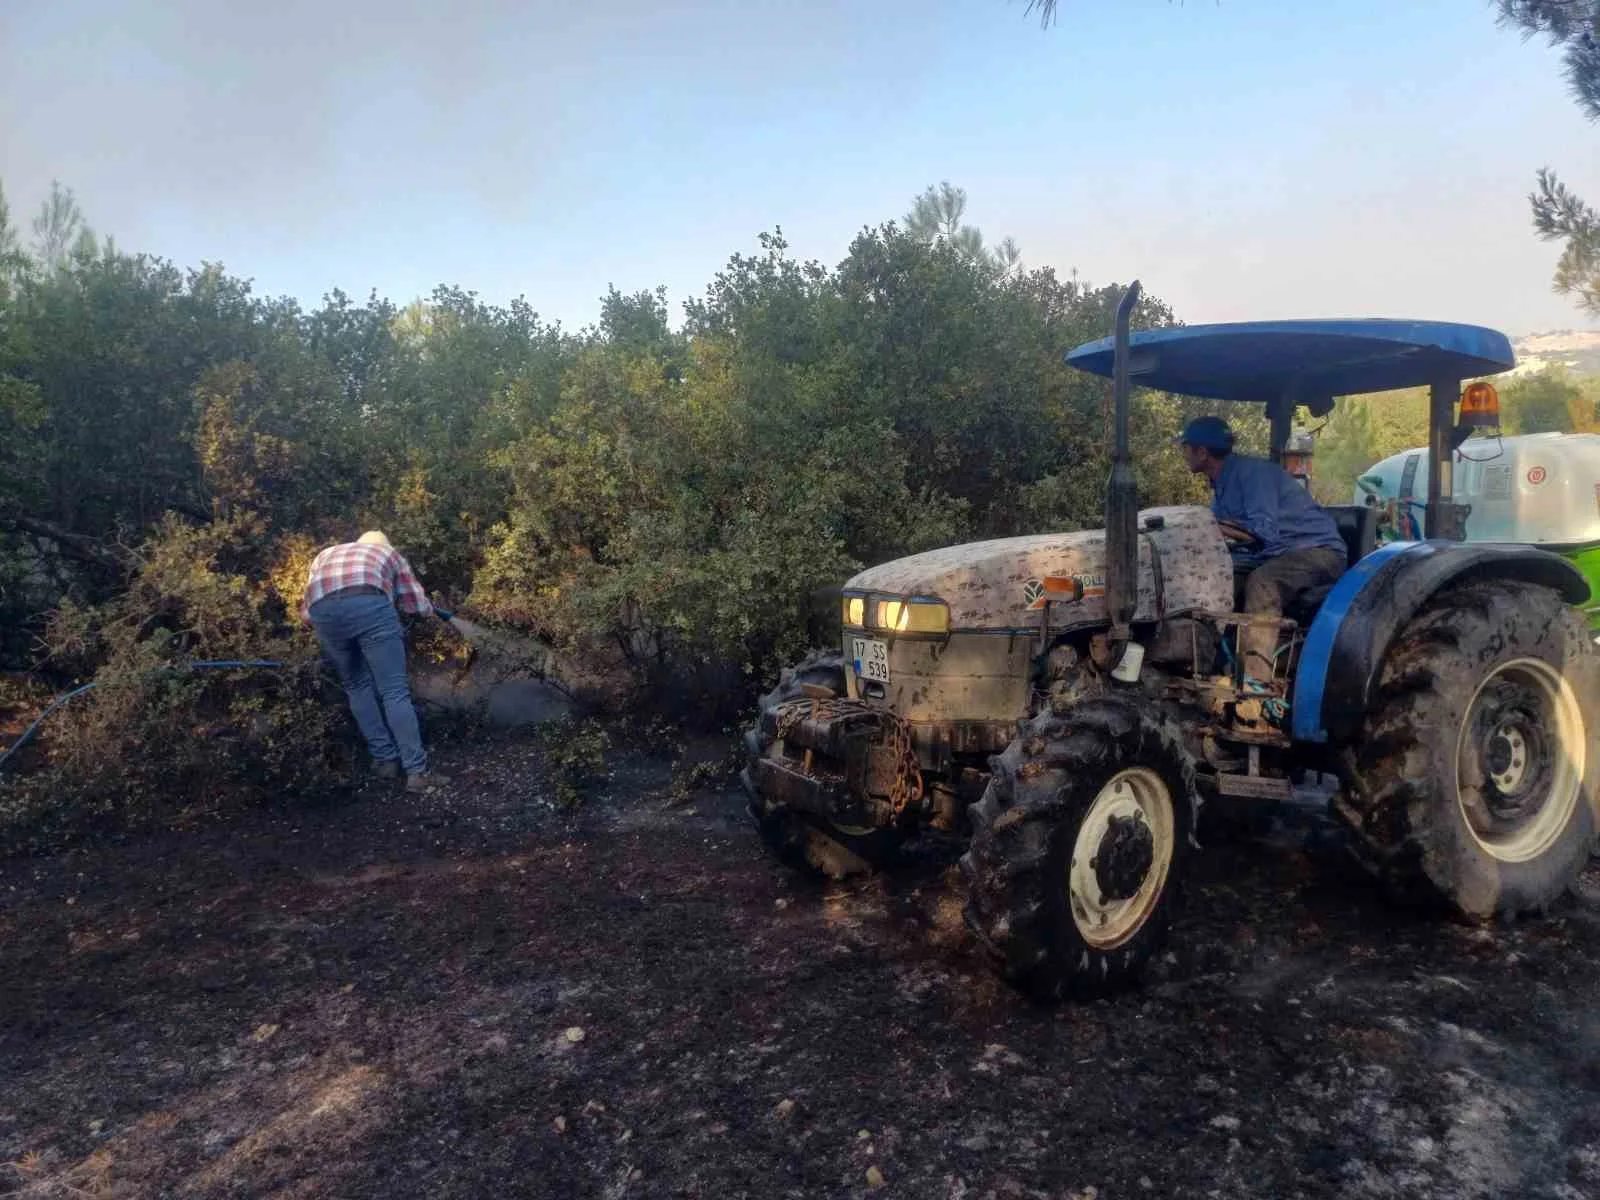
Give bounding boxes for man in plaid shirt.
[302,531,445,791]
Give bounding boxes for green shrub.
[0,518,350,847]
[545,717,611,809]
[3,181,1265,823]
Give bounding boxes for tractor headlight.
[842,596,866,628]
[872,597,948,634]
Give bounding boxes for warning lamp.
[1460,381,1500,430]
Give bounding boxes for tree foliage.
[1,516,347,845]
[1497,2,1600,314]
[0,177,1227,831]
[1528,167,1600,315]
[903,181,1020,276]
[1501,365,1600,433]
[1306,389,1431,505]
[1023,1,1062,26]
[1501,2,1600,117]
[30,181,89,273]
[1021,1,1176,29]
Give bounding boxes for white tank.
[1355,433,1600,546]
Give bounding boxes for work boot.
[373,759,401,780]
[405,769,451,794]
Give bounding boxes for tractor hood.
[846,505,1233,632]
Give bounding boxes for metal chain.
[879,707,925,816]
[774,696,852,741]
[771,697,924,816]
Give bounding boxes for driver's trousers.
[1232,547,1346,683]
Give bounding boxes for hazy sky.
[3,0,1599,336]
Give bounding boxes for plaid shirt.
[301,542,434,622]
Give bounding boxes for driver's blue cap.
[1177,415,1234,452]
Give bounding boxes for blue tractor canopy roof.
[1064,318,1515,403]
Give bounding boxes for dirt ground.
[3,732,1599,1199]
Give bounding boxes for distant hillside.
[1510,330,1600,377]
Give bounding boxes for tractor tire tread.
[1340,579,1600,917]
[960,696,1195,1001]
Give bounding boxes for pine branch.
[1497,2,1600,119]
[1497,1,1596,43]
[0,511,136,573]
[1568,32,1600,119]
[1531,168,1600,316]
[1021,1,1183,33]
[1530,167,1600,240]
[1024,0,1058,26]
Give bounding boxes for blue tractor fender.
[1290,541,1591,745]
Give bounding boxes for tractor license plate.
[851,637,890,685]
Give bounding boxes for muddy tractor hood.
[845,505,1233,633]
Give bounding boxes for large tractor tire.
[741,650,905,878]
[961,698,1195,1000]
[1339,579,1600,918]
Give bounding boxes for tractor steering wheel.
[1217,521,1261,549]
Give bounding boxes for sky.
[3,0,1600,337]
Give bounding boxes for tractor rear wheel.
[741,650,905,878]
[961,698,1195,1000]
[1340,580,1600,917]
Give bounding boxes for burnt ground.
[3,733,1599,1200]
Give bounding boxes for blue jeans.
[309,593,427,774]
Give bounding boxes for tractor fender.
[1290,540,1590,745]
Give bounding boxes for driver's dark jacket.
[1210,453,1346,569]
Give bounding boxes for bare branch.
[0,512,135,574]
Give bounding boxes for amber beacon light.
[1459,381,1500,430]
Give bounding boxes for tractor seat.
[1324,503,1378,568]
[1284,504,1377,623]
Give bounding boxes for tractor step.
[1213,723,1292,747]
[1213,771,1293,801]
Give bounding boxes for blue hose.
[0,659,290,774]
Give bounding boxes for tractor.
[742,282,1600,1000]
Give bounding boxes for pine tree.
[1498,3,1600,314]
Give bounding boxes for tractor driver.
[1177,416,1348,701]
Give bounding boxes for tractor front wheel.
[1340,580,1600,917]
[961,698,1195,1000]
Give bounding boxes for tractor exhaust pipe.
[1105,280,1142,645]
